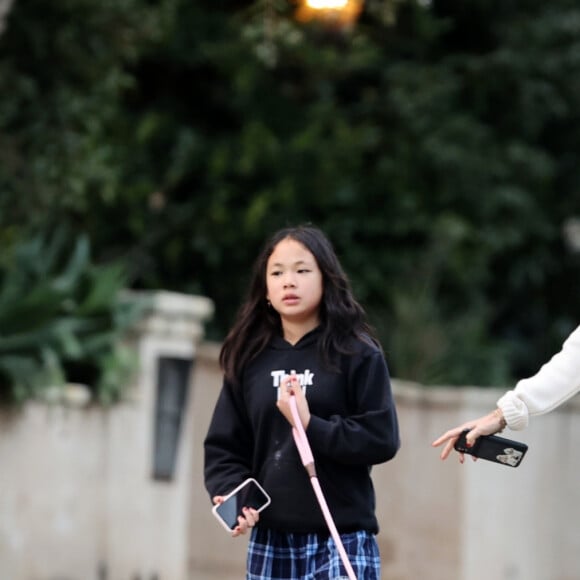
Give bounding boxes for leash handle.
[289,395,357,580]
[291,414,314,473]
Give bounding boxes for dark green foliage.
[0,229,146,403]
[0,0,169,226]
[1,0,579,388]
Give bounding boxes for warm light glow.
[306,0,349,8]
[295,0,364,28]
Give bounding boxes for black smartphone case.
[454,430,528,467]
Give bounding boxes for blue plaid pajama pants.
[247,528,381,579]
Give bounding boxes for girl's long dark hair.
[220,225,379,385]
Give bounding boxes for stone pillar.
[103,290,214,580]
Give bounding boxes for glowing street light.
[307,0,349,7]
[295,0,364,29]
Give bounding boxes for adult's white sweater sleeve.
[497,325,580,430]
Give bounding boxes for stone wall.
[0,290,214,580]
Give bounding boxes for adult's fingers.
[431,425,468,448]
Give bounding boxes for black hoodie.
[204,327,400,534]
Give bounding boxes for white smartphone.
[211,477,271,533]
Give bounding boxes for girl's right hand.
[212,496,259,537]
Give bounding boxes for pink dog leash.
[289,394,357,580]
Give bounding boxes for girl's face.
[266,237,323,329]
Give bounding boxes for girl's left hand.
[276,374,311,429]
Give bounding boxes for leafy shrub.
[0,228,145,404]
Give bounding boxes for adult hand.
[276,373,311,429]
[212,496,260,537]
[431,409,506,462]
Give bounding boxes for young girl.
[204,225,400,579]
